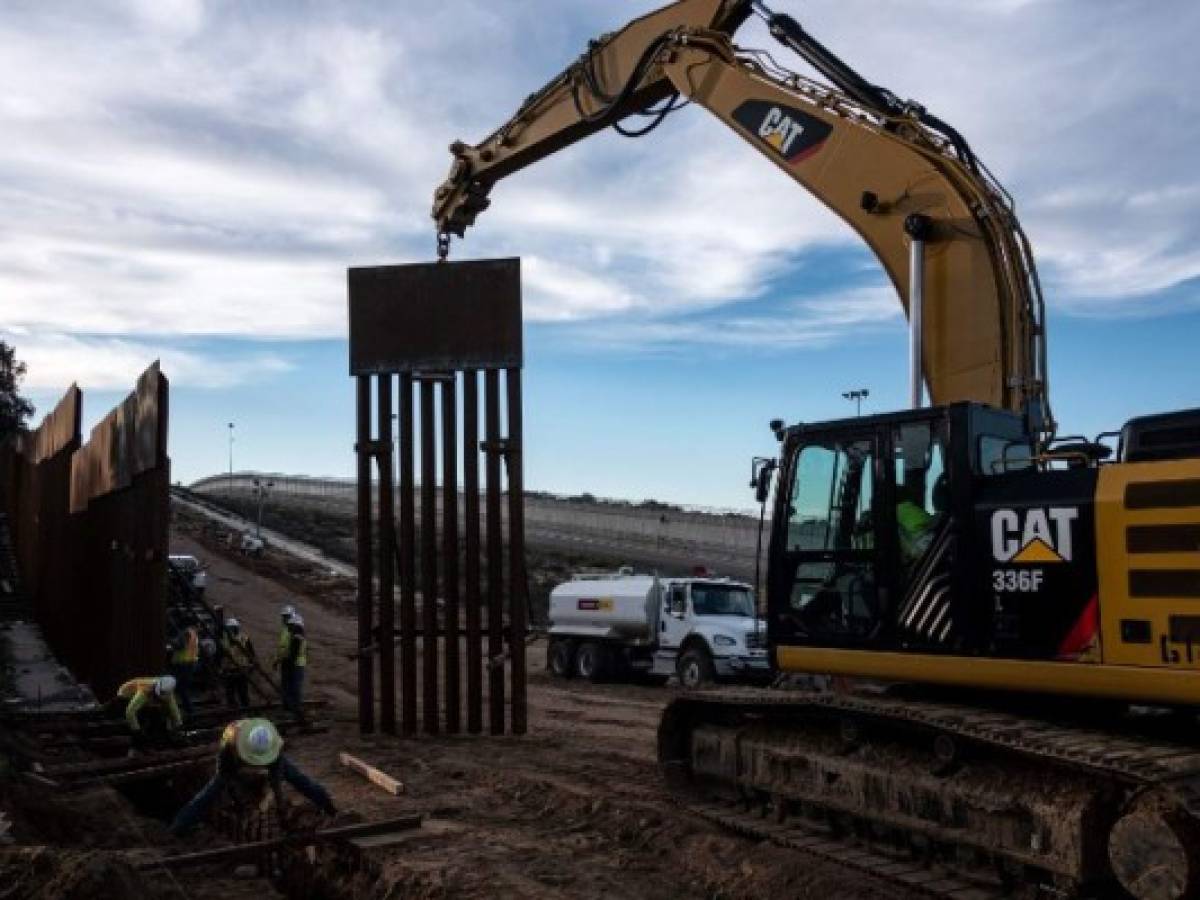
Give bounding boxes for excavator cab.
[765,402,1069,659]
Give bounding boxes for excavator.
[431,1,1200,895]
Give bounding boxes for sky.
[2,0,1199,510]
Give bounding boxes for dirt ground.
[0,503,915,899]
[153,505,913,899]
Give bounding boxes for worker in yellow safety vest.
[169,617,200,715]
[897,495,933,563]
[169,717,335,835]
[272,604,295,670]
[220,617,256,709]
[281,614,308,716]
[116,675,183,747]
[897,474,948,572]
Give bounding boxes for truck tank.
[548,575,660,643]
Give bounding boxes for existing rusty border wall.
[0,363,170,698]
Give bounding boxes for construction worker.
[274,604,296,709]
[116,675,182,747]
[169,717,335,835]
[221,617,256,709]
[169,616,200,715]
[896,484,935,567]
[282,613,308,716]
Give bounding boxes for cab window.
[787,440,874,552]
[781,438,878,640]
[979,435,1033,475]
[893,422,948,570]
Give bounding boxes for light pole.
[227,422,235,494]
[252,477,274,538]
[842,388,870,417]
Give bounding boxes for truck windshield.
[691,585,755,617]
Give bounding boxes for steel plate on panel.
[348,258,521,374]
[134,362,166,475]
[30,386,81,464]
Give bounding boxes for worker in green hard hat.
[169,717,335,835]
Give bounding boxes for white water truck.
[546,571,770,688]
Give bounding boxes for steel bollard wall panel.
[0,364,169,699]
[398,373,417,735]
[377,376,396,735]
[348,259,526,737]
[355,375,375,734]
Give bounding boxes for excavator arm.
[432,0,1051,428]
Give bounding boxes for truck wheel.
[575,642,607,683]
[677,647,716,689]
[548,640,574,679]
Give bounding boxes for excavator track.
[686,799,1002,899]
[659,689,1200,898]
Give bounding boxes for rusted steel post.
[356,375,375,733]
[377,375,396,735]
[462,371,483,734]
[419,378,440,734]
[441,375,461,734]
[505,369,527,735]
[398,374,417,736]
[484,370,505,734]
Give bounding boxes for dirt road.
[167,514,914,900]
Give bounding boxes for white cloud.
[122,0,205,39]
[785,0,1200,312]
[573,286,901,353]
[0,0,1196,354]
[7,332,291,391]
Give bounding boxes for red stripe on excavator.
[787,139,828,164]
[1057,594,1099,660]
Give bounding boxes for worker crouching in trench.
[114,675,184,750]
[169,718,336,836]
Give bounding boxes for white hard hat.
[281,604,295,618]
[288,614,304,628]
[237,719,282,767]
[247,724,272,754]
[155,675,177,696]
[225,617,241,630]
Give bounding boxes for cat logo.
[990,507,1079,563]
[758,107,807,156]
[732,100,833,164]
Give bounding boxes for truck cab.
[657,579,770,686]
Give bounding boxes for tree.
[0,341,35,441]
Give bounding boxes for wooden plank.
[339,752,404,796]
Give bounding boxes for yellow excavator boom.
[432,0,1051,427]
